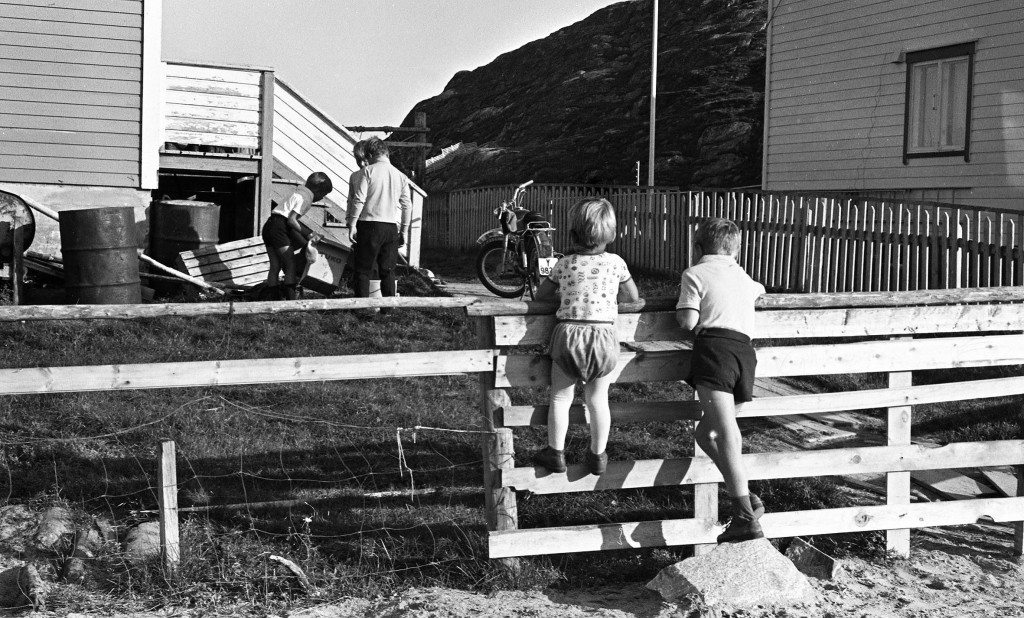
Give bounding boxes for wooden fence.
[423,185,1024,293]
[1,292,1022,562]
[470,289,1024,559]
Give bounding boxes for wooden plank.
[466,288,1024,317]
[912,469,1000,500]
[0,350,495,395]
[502,440,1024,494]
[0,86,139,108]
[0,297,480,323]
[0,15,138,41]
[977,467,1020,498]
[2,141,135,161]
[164,88,260,112]
[887,363,912,556]
[763,414,856,446]
[0,58,139,81]
[158,153,260,175]
[157,440,180,577]
[164,102,259,124]
[489,497,1024,558]
[0,3,140,26]
[164,76,261,98]
[0,154,134,174]
[0,167,137,187]
[163,117,259,137]
[0,30,139,54]
[0,113,137,134]
[162,130,257,150]
[502,401,701,427]
[164,63,263,86]
[0,73,138,95]
[0,44,140,68]
[496,334,1024,387]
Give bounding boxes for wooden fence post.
[692,389,717,556]
[157,440,180,578]
[476,317,518,567]
[886,343,912,558]
[1015,464,1023,556]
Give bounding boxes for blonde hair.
[696,217,741,257]
[569,198,617,250]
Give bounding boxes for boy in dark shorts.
[676,218,767,543]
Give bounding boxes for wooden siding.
[272,77,361,209]
[0,0,143,187]
[161,63,264,151]
[764,0,1024,212]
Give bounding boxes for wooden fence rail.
[1,292,1022,562]
[423,185,1024,293]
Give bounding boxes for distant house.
[0,0,422,269]
[762,0,1024,211]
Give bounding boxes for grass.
[0,247,1020,614]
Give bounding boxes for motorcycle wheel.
[526,242,542,300]
[476,239,528,298]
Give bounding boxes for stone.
[123,521,162,563]
[0,564,45,610]
[785,538,843,580]
[34,506,75,553]
[646,538,817,611]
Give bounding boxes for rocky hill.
[395,0,766,193]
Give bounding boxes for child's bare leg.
[547,361,576,450]
[583,373,613,454]
[266,246,284,286]
[695,385,748,498]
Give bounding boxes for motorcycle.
[475,180,560,299]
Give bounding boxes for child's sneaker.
[531,446,566,473]
[716,517,764,544]
[585,450,608,476]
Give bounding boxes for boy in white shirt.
[676,218,766,543]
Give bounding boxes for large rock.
[123,521,162,563]
[646,538,817,611]
[0,564,45,610]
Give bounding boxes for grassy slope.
[0,249,1020,614]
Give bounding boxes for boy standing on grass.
[531,198,640,476]
[261,172,332,300]
[676,218,766,543]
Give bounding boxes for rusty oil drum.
[149,199,220,268]
[59,206,141,304]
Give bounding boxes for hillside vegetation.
[395,0,766,192]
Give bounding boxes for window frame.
[902,42,975,164]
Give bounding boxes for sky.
[162,1,627,129]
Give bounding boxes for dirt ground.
[276,522,1023,618]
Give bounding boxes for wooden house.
[0,0,423,290]
[762,0,1024,211]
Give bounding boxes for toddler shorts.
[688,327,757,403]
[549,321,618,383]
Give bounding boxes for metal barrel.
[59,206,141,304]
[148,199,220,268]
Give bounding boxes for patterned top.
[549,252,632,322]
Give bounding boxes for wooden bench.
[468,290,1024,560]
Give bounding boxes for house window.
[903,42,974,163]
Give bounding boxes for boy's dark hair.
[305,172,333,198]
[363,137,389,161]
[696,217,741,257]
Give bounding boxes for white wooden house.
[762,0,1024,211]
[0,0,422,281]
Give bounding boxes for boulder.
[785,537,843,580]
[646,538,817,611]
[123,521,162,563]
[0,564,45,610]
[35,506,75,553]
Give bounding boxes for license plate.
[538,257,558,276]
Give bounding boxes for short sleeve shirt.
[676,254,765,337]
[271,185,314,219]
[550,252,632,322]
